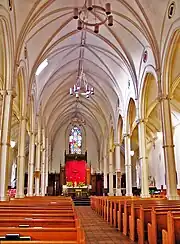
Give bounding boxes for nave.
[2,194,180,243]
[76,206,135,244]
[0,0,180,242]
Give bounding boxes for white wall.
[51,124,99,173]
[148,133,166,189]
[85,126,99,171]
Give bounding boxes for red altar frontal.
[65,160,86,184]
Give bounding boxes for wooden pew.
[147,210,180,244]
[162,212,180,244]
[123,199,178,237]
[0,227,84,242]
[0,213,75,219]
[2,242,79,244]
[0,218,77,228]
[137,205,180,244]
[0,197,85,244]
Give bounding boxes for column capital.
[158,94,172,102]
[114,143,121,147]
[162,144,175,148]
[123,133,130,138]
[0,90,7,96]
[20,116,28,121]
[136,118,148,125]
[7,89,16,98]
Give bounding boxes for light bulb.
[94,24,99,34]
[73,8,79,19]
[77,19,82,30]
[105,3,111,15]
[108,15,113,26]
[87,0,93,10]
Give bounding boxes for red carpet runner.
[75,206,136,244]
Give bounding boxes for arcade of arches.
[0,0,180,204]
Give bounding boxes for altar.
[62,185,91,198]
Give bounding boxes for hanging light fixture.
[73,1,113,33]
[69,68,94,98]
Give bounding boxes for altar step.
[73,197,90,206]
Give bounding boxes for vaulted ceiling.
[8,0,179,144]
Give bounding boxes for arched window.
[69,126,82,154]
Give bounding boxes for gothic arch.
[65,124,86,154]
[162,27,180,95]
[117,114,123,144]
[126,98,136,135]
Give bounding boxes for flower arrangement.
[78,182,85,187]
[66,181,73,187]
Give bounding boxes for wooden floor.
[75,206,136,244]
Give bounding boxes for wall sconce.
[130,150,134,157]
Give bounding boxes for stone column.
[0,90,14,201]
[115,143,122,196]
[137,119,150,198]
[45,138,49,195]
[159,94,179,199]
[16,117,27,198]
[35,116,41,196]
[109,150,114,195]
[41,129,46,196]
[103,156,108,190]
[27,132,35,196]
[124,134,133,196]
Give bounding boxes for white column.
[41,129,46,196]
[115,143,122,196]
[103,156,107,189]
[15,117,27,198]
[27,132,35,196]
[45,138,49,195]
[48,143,52,172]
[124,134,133,196]
[138,120,150,198]
[35,116,41,196]
[0,90,14,201]
[109,150,114,195]
[177,170,180,189]
[159,94,179,199]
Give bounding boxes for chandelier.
[73,0,113,34]
[71,117,86,126]
[69,68,94,98]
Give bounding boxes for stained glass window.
[69,126,82,154]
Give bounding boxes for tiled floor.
[75,206,136,244]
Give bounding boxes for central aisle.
[75,206,136,244]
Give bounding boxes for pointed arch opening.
[69,126,82,154]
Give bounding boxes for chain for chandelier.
[70,100,86,125]
[73,0,113,34]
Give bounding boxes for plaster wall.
[51,124,99,173]
[148,135,166,189]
